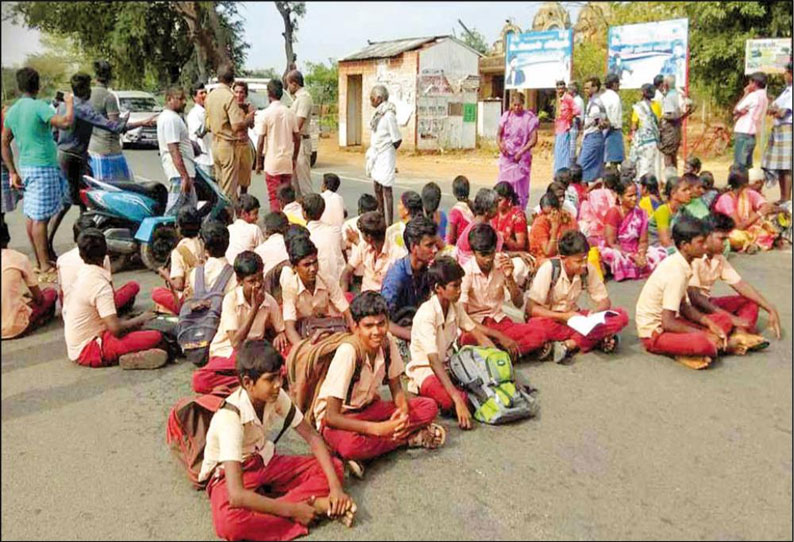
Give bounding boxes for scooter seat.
[113,181,167,202]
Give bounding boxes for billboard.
[745,39,792,74]
[607,18,689,89]
[504,29,573,90]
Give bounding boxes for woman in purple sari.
[497,93,538,210]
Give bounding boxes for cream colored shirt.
[255,234,289,276]
[279,266,349,322]
[527,260,609,313]
[255,100,298,175]
[170,237,205,280]
[290,87,313,136]
[1,249,37,339]
[198,387,303,482]
[313,335,403,429]
[689,254,742,295]
[226,219,265,265]
[320,190,346,228]
[407,295,476,392]
[307,220,346,280]
[209,287,286,359]
[460,258,508,323]
[635,250,693,338]
[187,256,237,298]
[347,238,407,292]
[64,264,117,360]
[56,247,112,319]
[282,201,306,226]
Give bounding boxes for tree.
[274,2,305,76]
[456,20,490,55]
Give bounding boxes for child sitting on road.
[59,214,140,318]
[526,230,629,363]
[280,236,353,346]
[315,291,445,477]
[186,220,237,299]
[342,193,379,289]
[279,184,306,226]
[320,173,345,228]
[64,229,166,368]
[408,255,520,429]
[340,211,406,294]
[152,206,205,314]
[2,220,58,339]
[638,174,663,217]
[567,164,588,217]
[226,194,265,264]
[446,175,474,246]
[422,182,447,241]
[386,190,424,250]
[303,193,346,280]
[699,171,719,209]
[255,211,290,276]
[193,251,288,394]
[199,339,355,541]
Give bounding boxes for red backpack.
[166,386,296,489]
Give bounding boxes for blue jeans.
[733,133,756,169]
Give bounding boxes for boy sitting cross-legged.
[152,206,205,315]
[255,211,290,276]
[193,251,289,394]
[186,220,238,300]
[340,211,406,294]
[409,255,521,429]
[226,194,265,265]
[316,291,445,476]
[526,230,630,363]
[200,340,355,542]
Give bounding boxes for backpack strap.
[550,258,561,285]
[343,337,393,406]
[194,264,207,296]
[221,401,240,416]
[273,403,297,444]
[209,264,234,294]
[177,244,198,271]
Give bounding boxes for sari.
[599,206,668,281]
[528,210,578,264]
[577,188,616,244]
[491,206,528,251]
[629,100,660,179]
[714,189,779,252]
[498,109,539,210]
[446,201,474,245]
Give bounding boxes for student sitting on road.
[422,182,447,241]
[59,214,140,318]
[278,184,306,226]
[385,190,424,250]
[1,220,58,339]
[315,291,445,477]
[64,229,166,368]
[635,215,748,370]
[408,256,518,429]
[280,236,353,346]
[199,340,355,542]
[445,175,474,246]
[342,193,379,289]
[340,211,406,294]
[193,251,288,395]
[226,194,265,265]
[151,206,205,315]
[526,230,629,363]
[687,213,780,341]
[186,220,237,299]
[255,211,290,276]
[303,193,346,280]
[320,173,345,228]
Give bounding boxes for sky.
[1,2,583,70]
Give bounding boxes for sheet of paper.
[566,310,618,336]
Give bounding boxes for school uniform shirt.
[313,334,404,429]
[527,259,609,313]
[64,264,116,361]
[56,247,112,319]
[209,287,286,359]
[347,238,407,292]
[407,295,476,392]
[688,254,742,296]
[254,99,298,176]
[635,250,693,339]
[198,387,304,483]
[282,201,306,226]
[1,249,38,339]
[169,237,205,280]
[279,266,349,322]
[187,256,237,298]
[254,233,289,276]
[320,190,346,228]
[342,215,363,276]
[225,219,265,265]
[306,220,346,280]
[460,258,508,323]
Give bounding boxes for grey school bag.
[177,264,234,367]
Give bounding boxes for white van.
[114,90,161,148]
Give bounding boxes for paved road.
[2,149,791,540]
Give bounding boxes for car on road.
[206,78,319,167]
[115,90,162,148]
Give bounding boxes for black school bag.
[177,264,234,367]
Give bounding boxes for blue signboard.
[505,29,574,90]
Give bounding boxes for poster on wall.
[745,39,792,74]
[607,18,689,89]
[504,29,573,90]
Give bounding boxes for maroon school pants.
[711,295,759,331]
[528,307,630,352]
[265,173,292,212]
[321,397,439,461]
[151,286,181,315]
[114,281,140,312]
[25,287,58,333]
[193,353,239,395]
[642,312,734,359]
[207,453,344,541]
[419,374,468,414]
[460,316,549,355]
[76,329,163,367]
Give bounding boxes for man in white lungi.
[365,85,401,225]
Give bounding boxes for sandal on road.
[675,355,712,370]
[408,423,446,449]
[599,334,619,354]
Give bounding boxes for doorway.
[346,74,362,146]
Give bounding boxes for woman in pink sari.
[599,181,668,281]
[578,168,619,245]
[497,93,539,210]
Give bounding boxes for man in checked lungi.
[762,61,792,205]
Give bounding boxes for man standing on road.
[255,79,299,212]
[186,82,214,179]
[232,81,256,196]
[285,69,313,197]
[762,61,792,204]
[1,67,74,282]
[366,85,402,226]
[659,75,692,176]
[733,72,769,169]
[205,64,255,205]
[600,73,624,168]
[553,80,580,174]
[157,88,197,216]
[569,81,585,165]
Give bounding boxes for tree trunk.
[275,2,295,76]
[174,1,230,77]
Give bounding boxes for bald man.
[285,70,313,197]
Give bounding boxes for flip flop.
[408,423,446,449]
[552,341,570,364]
[537,342,553,361]
[345,460,365,480]
[599,334,619,354]
[675,356,712,370]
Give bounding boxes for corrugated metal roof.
[339,35,483,62]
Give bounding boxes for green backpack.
[448,346,539,425]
